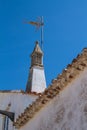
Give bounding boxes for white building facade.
[0,92,38,130]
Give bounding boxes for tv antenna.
[25,16,44,50]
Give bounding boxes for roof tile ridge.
[13,48,87,128]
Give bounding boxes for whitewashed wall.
[0,92,37,130]
[31,67,46,93]
[20,68,87,130]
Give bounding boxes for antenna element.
[25,16,44,50]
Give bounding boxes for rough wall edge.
[13,48,87,128]
[0,90,41,96]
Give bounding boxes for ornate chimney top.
[30,41,43,67]
[31,41,43,55]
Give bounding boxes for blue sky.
[0,0,87,90]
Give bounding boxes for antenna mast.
[25,16,44,50]
[41,16,44,50]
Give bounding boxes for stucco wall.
[0,92,37,130]
[20,68,87,130]
[31,66,46,93]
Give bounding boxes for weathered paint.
[0,92,38,130]
[20,68,87,130]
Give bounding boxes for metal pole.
[41,16,44,51]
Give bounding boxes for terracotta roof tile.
[14,48,87,128]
